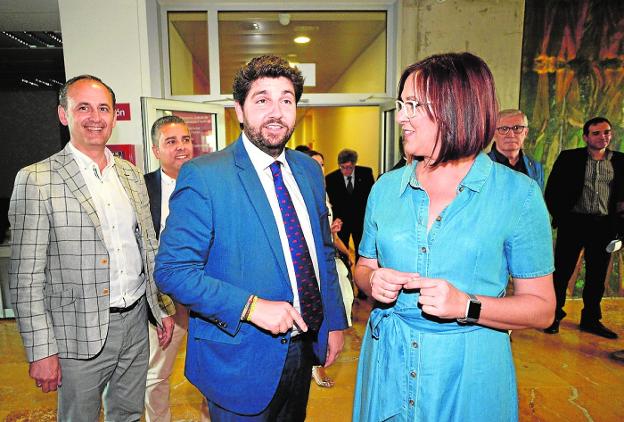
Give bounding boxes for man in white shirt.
[155,55,348,421]
[9,75,175,421]
[144,115,209,421]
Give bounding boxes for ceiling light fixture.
[278,13,291,26]
[294,36,310,44]
[20,78,39,87]
[35,78,52,87]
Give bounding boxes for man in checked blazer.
[9,75,175,421]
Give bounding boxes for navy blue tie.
[269,161,323,332]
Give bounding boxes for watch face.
[467,300,481,321]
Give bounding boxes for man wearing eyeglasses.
[488,109,544,190]
[325,148,375,268]
[544,117,624,339]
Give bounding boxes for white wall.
[58,0,154,169]
[400,0,525,109]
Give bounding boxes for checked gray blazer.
[9,143,175,363]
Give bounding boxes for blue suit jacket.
[154,137,348,414]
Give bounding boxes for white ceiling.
[0,0,60,31]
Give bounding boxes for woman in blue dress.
[352,52,555,422]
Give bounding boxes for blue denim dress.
[353,153,554,422]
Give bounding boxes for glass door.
[378,100,399,174]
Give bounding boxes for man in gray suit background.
[9,75,175,420]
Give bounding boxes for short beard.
[244,121,294,158]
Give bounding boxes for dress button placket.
[407,332,421,419]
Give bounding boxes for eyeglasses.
[496,125,527,135]
[395,100,430,118]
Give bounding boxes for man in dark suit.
[325,148,375,262]
[9,75,174,420]
[144,115,202,421]
[155,55,347,421]
[544,116,624,339]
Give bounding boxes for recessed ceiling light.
[294,36,310,44]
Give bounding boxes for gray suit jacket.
[9,143,174,362]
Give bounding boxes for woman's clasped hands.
[370,269,469,319]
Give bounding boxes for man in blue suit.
[155,55,348,421]
[488,109,544,190]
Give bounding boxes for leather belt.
[110,297,141,314]
[291,332,313,343]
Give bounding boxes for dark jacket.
[144,170,162,239]
[544,147,624,232]
[325,165,375,228]
[487,146,545,191]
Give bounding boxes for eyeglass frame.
[496,125,527,135]
[395,100,431,118]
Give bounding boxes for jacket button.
[281,338,288,344]
[102,288,109,295]
[101,258,108,265]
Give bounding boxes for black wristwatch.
[457,294,481,324]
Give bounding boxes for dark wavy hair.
[398,52,498,166]
[232,55,304,106]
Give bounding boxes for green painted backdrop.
[520,0,624,296]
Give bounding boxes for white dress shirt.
[159,169,177,234]
[343,168,356,189]
[69,143,144,308]
[242,134,321,316]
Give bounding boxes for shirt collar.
[398,152,492,196]
[160,168,176,185]
[68,142,114,172]
[586,147,613,160]
[490,142,524,164]
[241,132,289,173]
[344,168,355,181]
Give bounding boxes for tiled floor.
[1,298,623,421]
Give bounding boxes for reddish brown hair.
[398,52,498,165]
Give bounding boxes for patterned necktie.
[269,161,323,333]
[346,176,354,194]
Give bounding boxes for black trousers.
[337,222,363,262]
[207,335,315,421]
[553,214,613,322]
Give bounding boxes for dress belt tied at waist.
[367,307,406,421]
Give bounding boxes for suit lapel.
[287,152,328,283]
[286,150,323,248]
[114,158,141,224]
[146,171,162,238]
[53,144,105,242]
[233,139,290,287]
